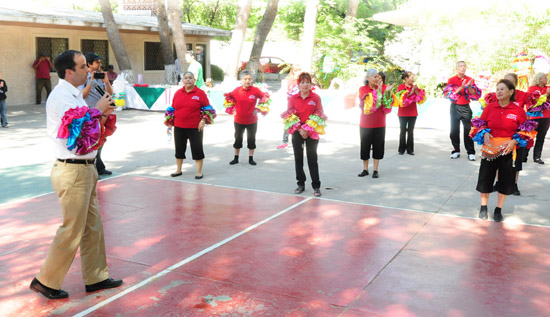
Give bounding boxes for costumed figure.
[524,72,550,164]
[394,71,426,155]
[357,68,394,179]
[165,71,215,179]
[281,72,326,197]
[469,79,537,222]
[443,61,481,161]
[224,70,271,166]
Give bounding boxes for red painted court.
[1,175,549,316]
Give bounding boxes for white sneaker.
[468,154,476,161]
[450,153,460,159]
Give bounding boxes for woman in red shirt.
[165,72,215,179]
[395,71,426,155]
[357,69,393,178]
[470,79,536,222]
[524,72,550,164]
[224,70,269,165]
[282,72,327,197]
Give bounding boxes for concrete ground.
[1,91,549,227]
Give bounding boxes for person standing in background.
[81,52,114,176]
[106,65,117,85]
[0,72,8,127]
[186,51,205,89]
[32,53,54,104]
[443,61,481,161]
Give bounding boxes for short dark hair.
[497,78,516,101]
[298,72,312,84]
[378,71,386,85]
[107,64,114,70]
[54,50,81,79]
[402,71,413,80]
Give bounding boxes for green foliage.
[210,64,224,81]
[406,0,550,95]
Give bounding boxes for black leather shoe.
[357,169,369,177]
[372,171,379,178]
[170,172,182,177]
[513,184,521,196]
[398,151,405,155]
[534,158,545,164]
[294,185,305,194]
[30,278,68,299]
[478,209,488,220]
[407,152,415,156]
[314,188,321,197]
[494,209,503,222]
[195,174,203,179]
[85,278,123,292]
[98,169,113,175]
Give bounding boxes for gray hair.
[182,71,195,78]
[366,68,378,77]
[239,69,255,80]
[532,72,548,86]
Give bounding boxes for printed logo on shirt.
[249,95,257,100]
[192,96,200,100]
[308,101,317,106]
[506,113,517,121]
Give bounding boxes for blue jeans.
[0,99,7,127]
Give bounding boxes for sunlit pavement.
[1,96,549,315]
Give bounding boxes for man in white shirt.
[30,50,123,299]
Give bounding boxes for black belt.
[57,159,96,164]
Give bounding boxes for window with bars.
[81,40,110,68]
[36,37,68,72]
[144,42,163,70]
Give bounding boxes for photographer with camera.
[81,52,114,176]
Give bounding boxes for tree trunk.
[225,0,253,81]
[246,0,279,79]
[167,0,188,76]
[346,0,360,20]
[155,0,177,85]
[98,0,135,84]
[301,0,319,72]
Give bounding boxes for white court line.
[73,197,313,317]
[136,174,550,229]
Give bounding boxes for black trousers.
[477,154,514,195]
[450,103,475,155]
[360,127,385,160]
[233,122,257,149]
[398,116,417,154]
[525,117,550,160]
[174,127,204,160]
[95,146,106,172]
[292,133,320,189]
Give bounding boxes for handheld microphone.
[94,82,116,107]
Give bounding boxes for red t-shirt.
[527,86,550,118]
[481,101,527,138]
[33,59,51,79]
[515,89,528,109]
[447,75,475,105]
[228,86,265,125]
[172,86,210,128]
[358,85,388,128]
[288,91,323,123]
[396,83,418,117]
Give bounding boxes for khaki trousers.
[37,161,109,290]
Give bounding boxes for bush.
[210,64,224,82]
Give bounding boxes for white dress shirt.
[46,79,97,160]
